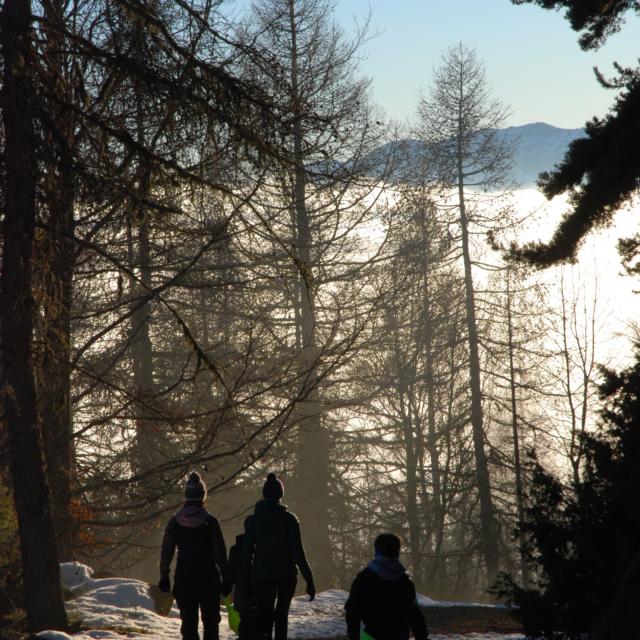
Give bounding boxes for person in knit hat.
[262,472,284,500]
[345,533,428,640]
[159,471,231,640]
[184,471,207,501]
[242,472,315,640]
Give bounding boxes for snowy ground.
[36,563,525,640]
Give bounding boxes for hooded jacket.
[345,555,428,640]
[160,502,229,587]
[242,498,313,584]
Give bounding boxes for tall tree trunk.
[37,191,75,562]
[419,212,444,588]
[37,0,76,562]
[0,0,68,629]
[404,432,421,587]
[457,150,500,584]
[128,47,161,504]
[393,327,422,586]
[129,219,157,476]
[125,71,160,578]
[288,0,332,588]
[505,270,529,586]
[126,212,161,579]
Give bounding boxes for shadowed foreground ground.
[421,605,520,635]
[14,564,524,640]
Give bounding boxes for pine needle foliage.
[494,353,640,638]
[509,1,640,266]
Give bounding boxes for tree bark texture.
[0,0,69,630]
[37,197,75,562]
[36,0,77,562]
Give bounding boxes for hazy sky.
[230,0,638,130]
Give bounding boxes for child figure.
[345,533,428,640]
[228,521,256,638]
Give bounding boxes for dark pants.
[254,575,297,640]
[173,581,221,640]
[239,614,257,640]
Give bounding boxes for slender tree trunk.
[419,212,444,588]
[129,219,157,476]
[37,0,76,562]
[393,333,422,586]
[457,145,500,584]
[0,0,68,629]
[287,0,332,588]
[559,272,580,485]
[427,326,459,591]
[404,437,422,587]
[128,51,160,496]
[38,195,75,562]
[126,74,161,578]
[505,270,529,586]
[126,214,162,580]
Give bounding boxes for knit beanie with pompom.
[262,472,284,500]
[184,471,207,502]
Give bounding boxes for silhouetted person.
[243,472,316,640]
[228,519,256,639]
[345,533,428,640]
[159,472,231,640]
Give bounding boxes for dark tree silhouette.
[495,354,640,639]
[512,1,639,49]
[0,0,292,624]
[510,0,640,266]
[0,0,69,631]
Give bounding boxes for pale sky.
[333,0,638,129]
[229,0,638,130]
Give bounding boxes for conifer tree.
[510,0,640,265]
[496,353,640,639]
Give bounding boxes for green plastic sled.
[225,596,241,635]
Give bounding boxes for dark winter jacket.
[345,556,428,640]
[160,502,229,588]
[229,533,253,616]
[242,498,314,584]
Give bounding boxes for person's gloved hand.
[158,576,171,594]
[306,581,316,602]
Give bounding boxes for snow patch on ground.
[60,562,94,589]
[37,563,524,640]
[416,594,510,609]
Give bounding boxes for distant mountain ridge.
[501,122,584,186]
[367,122,584,187]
